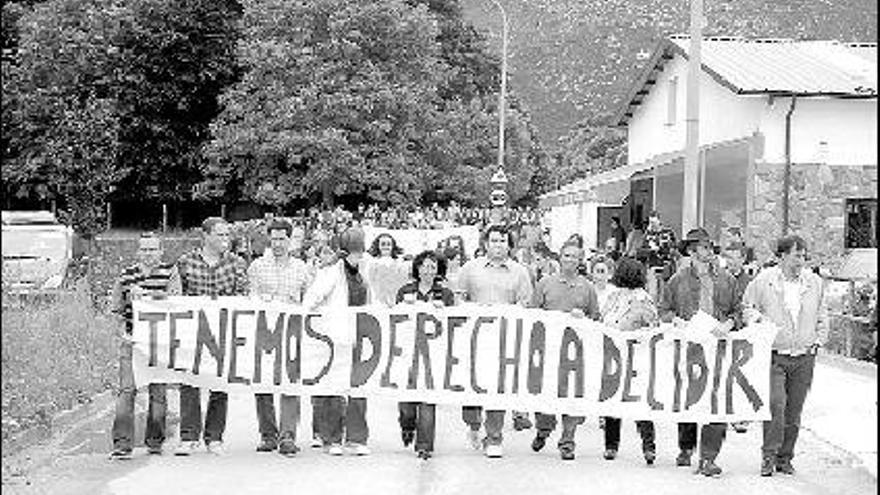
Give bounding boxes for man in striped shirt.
[109,232,181,459]
[174,217,248,456]
[248,220,310,456]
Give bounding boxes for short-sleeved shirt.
[114,262,180,333]
[247,253,310,303]
[458,256,533,305]
[532,273,601,319]
[176,248,248,296]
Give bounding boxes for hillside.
[459,0,878,150]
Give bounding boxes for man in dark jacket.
[659,228,742,477]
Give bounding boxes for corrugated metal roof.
[669,37,876,96]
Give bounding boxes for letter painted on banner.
[351,312,381,387]
[443,316,467,392]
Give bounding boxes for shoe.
[512,414,532,431]
[760,456,775,477]
[676,449,693,467]
[256,438,278,452]
[146,443,163,455]
[603,449,617,460]
[109,447,133,460]
[531,434,547,452]
[174,440,200,456]
[732,421,749,433]
[697,459,723,477]
[348,443,371,456]
[485,444,503,458]
[466,429,482,450]
[560,447,575,461]
[278,439,300,456]
[206,441,226,455]
[644,449,656,466]
[327,444,344,456]
[599,417,605,429]
[401,429,415,447]
[310,435,323,448]
[417,450,432,460]
[775,460,795,475]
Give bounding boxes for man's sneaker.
[599,417,605,430]
[174,440,200,456]
[697,459,723,477]
[676,449,693,466]
[560,447,575,461]
[416,449,432,460]
[278,439,300,456]
[531,434,547,452]
[310,435,323,449]
[732,421,749,433]
[466,429,482,450]
[146,443,163,455]
[206,441,226,455]
[760,456,775,477]
[644,449,657,466]
[775,460,796,475]
[348,443,371,456]
[485,444,503,458]
[327,444,344,456]
[109,447,133,460]
[512,413,532,431]
[603,449,617,460]
[401,429,415,447]
[256,438,278,452]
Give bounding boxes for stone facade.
[747,162,877,272]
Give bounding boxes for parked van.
[1,210,74,292]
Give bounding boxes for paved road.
[2,360,876,495]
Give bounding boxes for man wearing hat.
[659,227,742,477]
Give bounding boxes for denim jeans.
[678,422,727,461]
[255,394,301,441]
[603,417,655,452]
[179,385,227,443]
[313,396,368,445]
[111,340,166,450]
[461,406,505,446]
[763,353,815,463]
[535,413,585,449]
[398,402,436,452]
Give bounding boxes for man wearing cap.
[742,235,826,477]
[303,227,373,456]
[659,227,741,477]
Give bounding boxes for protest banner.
[132,297,776,422]
[363,226,481,258]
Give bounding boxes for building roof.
[615,37,878,126]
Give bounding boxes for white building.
[541,36,877,265]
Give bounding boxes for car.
[2,210,74,293]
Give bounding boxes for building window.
[666,76,678,126]
[845,198,878,248]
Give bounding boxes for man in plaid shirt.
[248,220,311,456]
[174,217,247,456]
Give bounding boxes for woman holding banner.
[396,250,455,460]
[302,227,373,456]
[599,256,659,466]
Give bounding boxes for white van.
[1,210,74,292]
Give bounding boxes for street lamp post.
[485,0,509,211]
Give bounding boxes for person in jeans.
[742,235,826,477]
[659,228,741,477]
[303,227,372,456]
[174,217,248,456]
[722,240,754,434]
[109,232,181,459]
[395,250,455,460]
[248,220,310,456]
[457,224,533,458]
[599,256,658,465]
[529,241,600,460]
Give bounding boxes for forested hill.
[460,0,878,150]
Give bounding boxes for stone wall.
[747,162,877,272]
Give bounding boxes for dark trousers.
[111,340,166,449]
[398,402,436,452]
[179,385,227,443]
[603,417,655,452]
[678,422,727,461]
[462,406,505,446]
[535,412,585,449]
[255,394,301,441]
[313,396,368,445]
[763,353,815,463]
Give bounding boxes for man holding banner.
[660,228,741,477]
[456,224,533,458]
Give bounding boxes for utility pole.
[682,0,703,233]
[488,0,509,174]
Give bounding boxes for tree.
[555,111,627,188]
